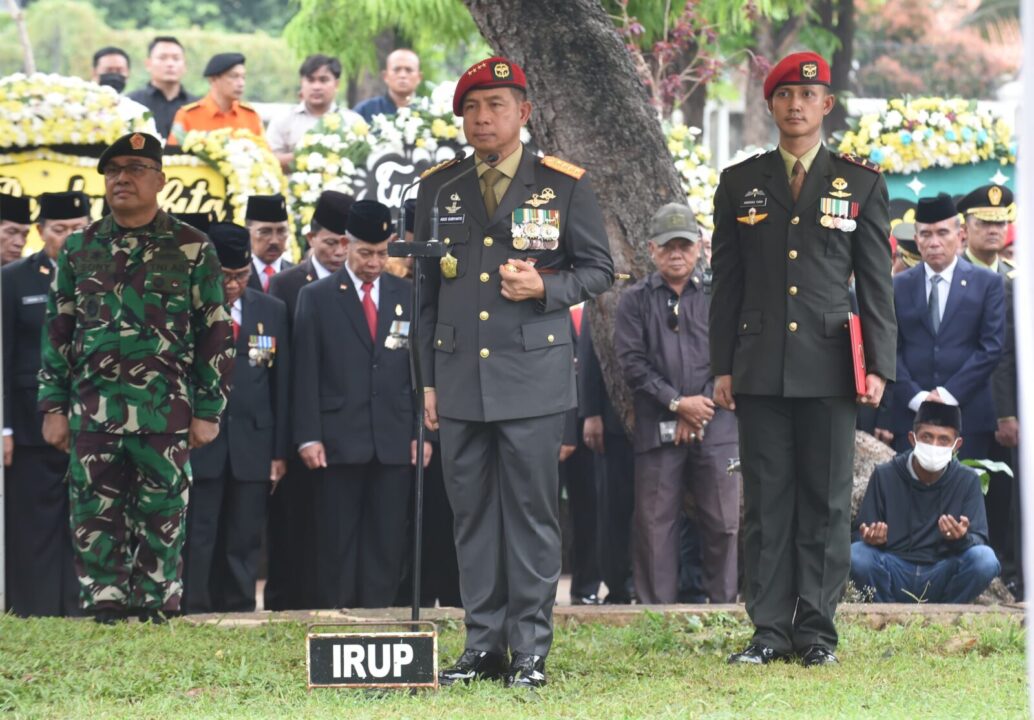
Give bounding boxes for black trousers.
[737,394,856,654]
[595,431,635,602]
[264,457,317,610]
[4,445,79,617]
[314,461,411,609]
[561,434,601,600]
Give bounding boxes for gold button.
[479,311,489,321]
[547,334,555,343]
[788,250,798,260]
[788,322,798,332]
[742,323,748,330]
[444,237,451,245]
[436,339,442,347]
[480,348,490,359]
[791,216,800,225]
[483,236,493,247]
[480,272,490,283]
[788,286,798,296]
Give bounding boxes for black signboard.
[307,625,438,689]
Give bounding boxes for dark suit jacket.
[248,258,295,292]
[2,252,55,445]
[190,288,290,480]
[577,313,623,434]
[989,259,1017,419]
[292,269,415,465]
[415,145,614,423]
[710,145,897,397]
[890,258,1004,434]
[268,257,319,330]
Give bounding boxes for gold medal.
[820,214,834,228]
[512,235,529,251]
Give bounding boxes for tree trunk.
[679,85,707,130]
[463,0,685,430]
[827,0,856,136]
[346,29,397,107]
[741,18,776,148]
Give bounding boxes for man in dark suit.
[293,200,429,609]
[417,57,613,688]
[710,52,896,666]
[3,192,89,616]
[183,223,289,613]
[889,194,1004,461]
[245,194,294,292]
[264,189,352,611]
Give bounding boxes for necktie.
[232,319,240,342]
[790,160,806,203]
[361,281,377,341]
[929,275,942,333]
[482,167,504,217]
[262,264,275,292]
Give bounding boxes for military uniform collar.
[477,144,523,180]
[964,248,997,272]
[778,142,822,179]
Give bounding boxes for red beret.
[763,52,830,100]
[453,56,527,116]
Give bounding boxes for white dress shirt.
[346,264,379,308]
[311,255,332,280]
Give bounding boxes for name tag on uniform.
[439,214,465,224]
[21,294,48,305]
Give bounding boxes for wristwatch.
[669,396,682,413]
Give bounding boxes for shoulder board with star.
[837,152,882,174]
[720,150,766,174]
[541,155,585,180]
[420,157,461,179]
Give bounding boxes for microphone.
[395,150,464,244]
[431,152,498,243]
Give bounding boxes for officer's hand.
[677,395,715,428]
[3,436,12,466]
[299,442,327,470]
[269,459,287,492]
[42,413,70,454]
[858,373,886,408]
[559,444,576,462]
[189,418,220,449]
[583,415,605,454]
[874,428,894,446]
[499,259,545,302]
[713,375,735,411]
[411,440,433,468]
[424,389,440,431]
[996,417,1019,448]
[939,514,970,541]
[859,522,888,546]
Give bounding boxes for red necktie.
[361,281,377,341]
[262,265,275,292]
[570,305,583,337]
[232,319,240,341]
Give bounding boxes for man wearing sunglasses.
[38,132,235,624]
[614,203,740,606]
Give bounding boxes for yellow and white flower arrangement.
[666,123,718,230]
[837,98,1016,175]
[0,72,155,149]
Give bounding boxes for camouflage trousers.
[67,432,192,612]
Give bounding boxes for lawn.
[0,611,1026,719]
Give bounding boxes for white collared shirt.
[346,264,379,308]
[311,255,332,280]
[252,255,284,277]
[230,298,242,327]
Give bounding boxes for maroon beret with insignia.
[453,56,527,116]
[763,51,831,100]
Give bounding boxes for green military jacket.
[38,211,234,434]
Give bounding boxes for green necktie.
[482,167,504,217]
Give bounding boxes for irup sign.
[307,627,438,689]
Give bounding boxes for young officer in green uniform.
[710,52,896,666]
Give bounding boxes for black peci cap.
[0,194,31,224]
[914,193,957,225]
[38,191,90,221]
[172,211,215,234]
[312,190,353,235]
[208,222,252,269]
[245,194,288,223]
[914,401,962,433]
[346,199,393,243]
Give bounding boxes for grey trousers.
[439,412,566,657]
[633,442,740,604]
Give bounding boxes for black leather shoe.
[801,646,839,667]
[727,642,790,665]
[91,608,126,625]
[137,609,167,625]
[575,594,601,605]
[505,653,547,689]
[439,649,508,686]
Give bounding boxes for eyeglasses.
[103,163,162,179]
[666,295,680,332]
[222,270,251,285]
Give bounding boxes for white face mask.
[912,441,955,472]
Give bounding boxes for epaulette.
[838,152,882,174]
[720,150,766,173]
[541,155,585,180]
[1001,256,1016,269]
[420,157,460,179]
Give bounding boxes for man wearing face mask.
[90,47,131,94]
[850,401,999,603]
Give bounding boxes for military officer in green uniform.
[710,52,896,666]
[38,132,235,624]
[417,57,613,688]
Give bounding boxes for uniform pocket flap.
[319,394,346,411]
[823,311,851,338]
[521,317,571,351]
[737,310,763,335]
[433,323,455,353]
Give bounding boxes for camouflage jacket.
[38,211,235,434]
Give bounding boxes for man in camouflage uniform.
[38,132,234,624]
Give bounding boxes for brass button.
[483,236,493,247]
[436,339,443,347]
[479,311,489,321]
[788,250,798,260]
[742,323,748,330]
[791,216,800,225]
[479,272,490,283]
[788,286,798,296]
[788,322,798,332]
[479,348,490,359]
[444,237,451,245]
[547,334,555,343]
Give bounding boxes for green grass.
[0,611,1027,719]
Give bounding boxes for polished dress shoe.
[727,642,790,665]
[91,608,127,625]
[137,609,168,625]
[800,646,839,667]
[505,653,547,689]
[438,649,508,686]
